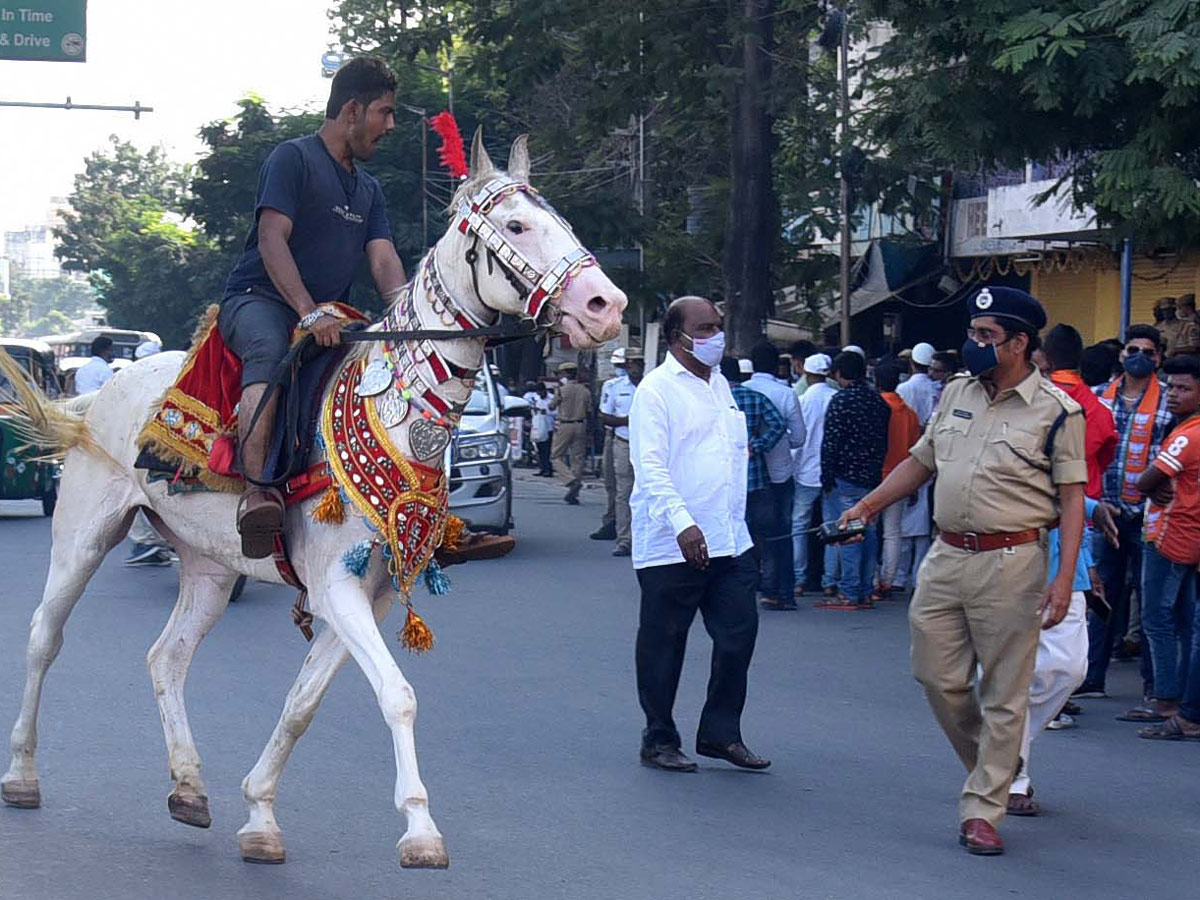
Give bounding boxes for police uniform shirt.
[908,367,1086,534]
[599,375,638,441]
[552,380,592,422]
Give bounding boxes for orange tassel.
[442,514,466,551]
[399,606,435,654]
[311,484,345,525]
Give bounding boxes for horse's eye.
[506,221,525,235]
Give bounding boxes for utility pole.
[838,3,852,347]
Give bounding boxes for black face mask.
[961,339,1000,377]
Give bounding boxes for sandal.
[1138,715,1200,741]
[1006,789,1040,817]
[237,487,285,559]
[1118,701,1175,723]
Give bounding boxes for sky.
[0,0,340,231]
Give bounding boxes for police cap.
[968,286,1046,334]
[557,361,578,373]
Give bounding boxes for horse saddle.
[135,303,367,498]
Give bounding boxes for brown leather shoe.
[640,744,698,772]
[237,487,285,559]
[959,818,1005,855]
[434,531,517,568]
[696,739,771,770]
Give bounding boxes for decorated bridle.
[452,174,596,324]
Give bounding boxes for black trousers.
[635,551,759,749]
[536,438,553,474]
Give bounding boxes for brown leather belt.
[940,528,1044,553]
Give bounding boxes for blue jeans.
[792,484,823,589]
[1086,513,1153,694]
[1180,597,1200,721]
[1140,545,1196,702]
[829,477,878,603]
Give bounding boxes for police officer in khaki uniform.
[1154,296,1181,356]
[550,361,593,504]
[838,286,1086,857]
[598,347,644,556]
[1172,293,1200,356]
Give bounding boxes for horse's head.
[436,129,627,348]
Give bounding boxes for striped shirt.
[731,383,786,493]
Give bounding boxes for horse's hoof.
[1,778,41,809]
[398,834,449,869]
[168,790,211,828]
[239,829,286,864]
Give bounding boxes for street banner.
[0,1,86,62]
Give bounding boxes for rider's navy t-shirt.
[223,133,392,305]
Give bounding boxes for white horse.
[0,131,626,870]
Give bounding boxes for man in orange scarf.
[1044,325,1117,499]
[1076,325,1173,708]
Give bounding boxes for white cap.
[804,353,832,375]
[135,340,162,359]
[610,347,627,365]
[911,342,935,366]
[738,358,754,375]
[843,345,865,357]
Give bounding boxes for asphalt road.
[0,481,1194,900]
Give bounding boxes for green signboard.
[0,1,86,62]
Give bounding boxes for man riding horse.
[220,57,404,557]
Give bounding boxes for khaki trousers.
[908,538,1046,827]
[602,431,617,526]
[551,421,587,491]
[613,436,634,550]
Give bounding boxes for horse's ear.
[508,134,531,182]
[469,126,495,178]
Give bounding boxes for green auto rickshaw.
[0,339,63,516]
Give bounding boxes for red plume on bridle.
[428,112,468,180]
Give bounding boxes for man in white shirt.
[745,341,806,610]
[897,341,937,427]
[792,353,837,596]
[592,348,627,542]
[73,336,116,395]
[599,348,643,557]
[630,296,769,773]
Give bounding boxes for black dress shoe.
[612,547,632,557]
[590,523,617,540]
[640,744,698,772]
[695,739,771,770]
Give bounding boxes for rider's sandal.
[237,487,285,559]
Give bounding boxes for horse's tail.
[0,348,107,460]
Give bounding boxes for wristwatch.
[299,308,334,330]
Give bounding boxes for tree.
[331,1,849,348]
[55,138,221,347]
[862,0,1200,247]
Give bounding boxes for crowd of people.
[573,288,1200,857]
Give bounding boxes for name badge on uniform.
[952,409,973,420]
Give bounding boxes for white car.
[445,365,528,534]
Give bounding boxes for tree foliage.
[54,137,223,348]
[863,0,1200,246]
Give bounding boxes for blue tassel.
[424,559,451,596]
[342,540,374,578]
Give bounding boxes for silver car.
[445,366,528,534]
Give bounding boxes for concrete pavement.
[0,486,1192,900]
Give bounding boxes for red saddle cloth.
[136,303,365,497]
